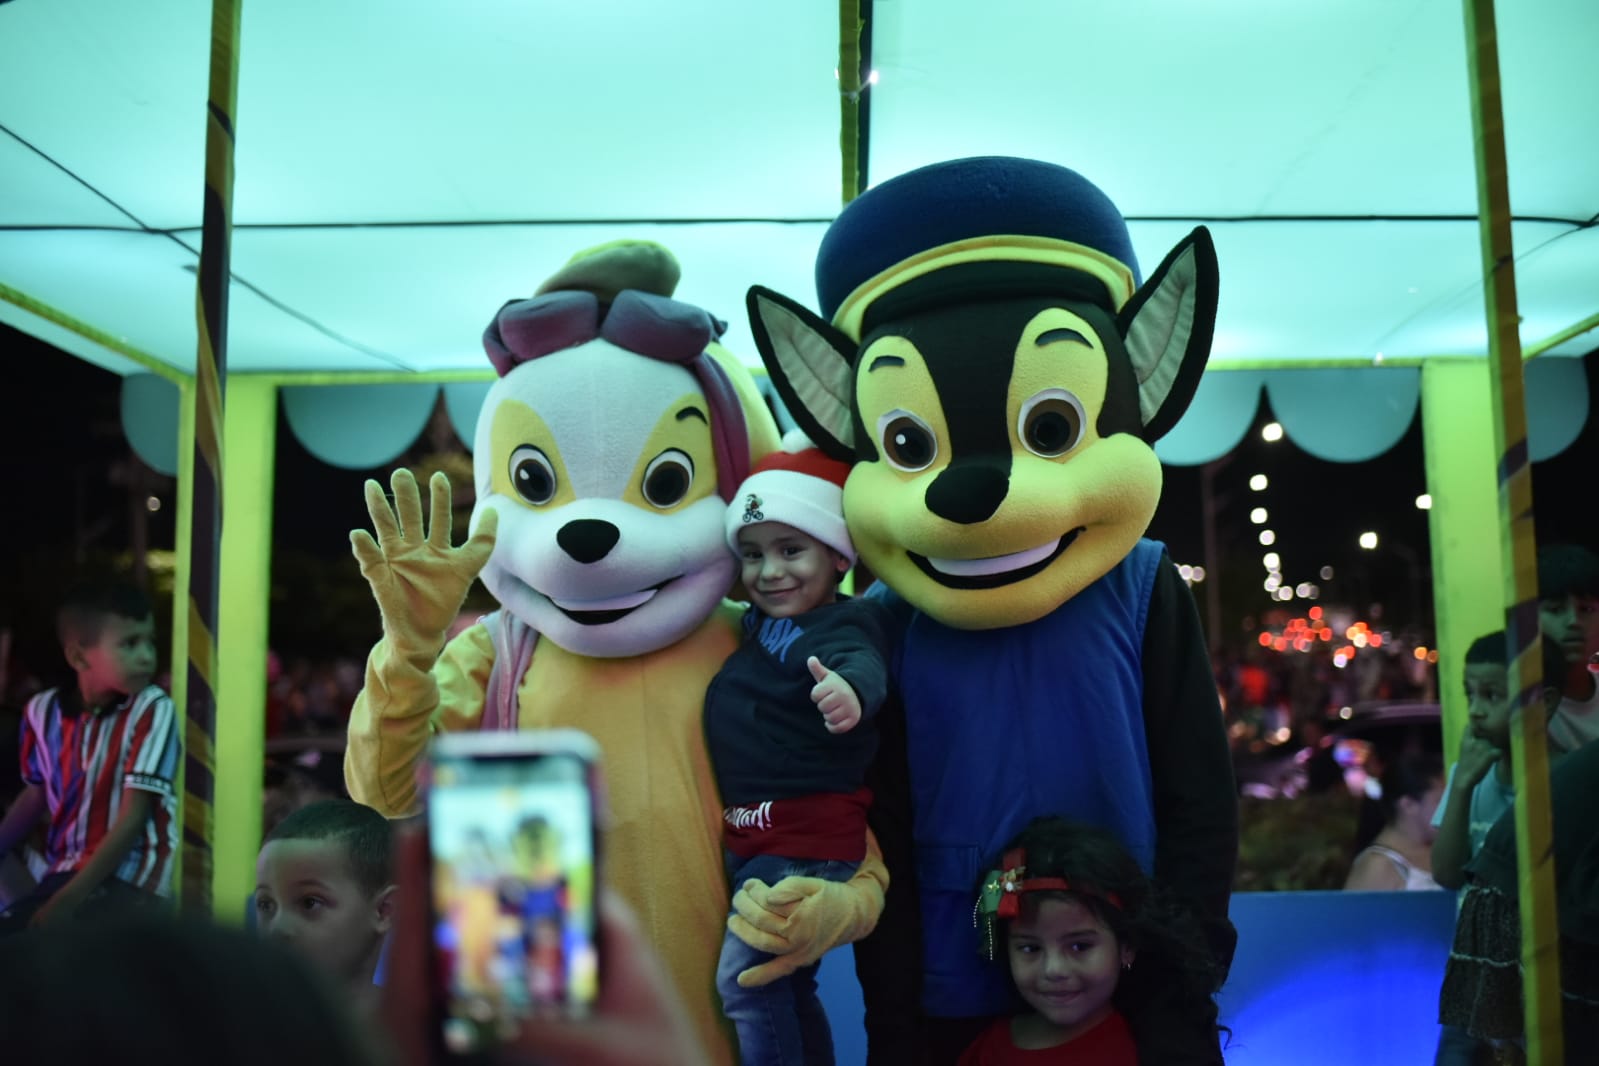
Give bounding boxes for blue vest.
[894,539,1161,1016]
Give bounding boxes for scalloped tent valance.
[122,359,1589,476]
[1153,356,1587,465]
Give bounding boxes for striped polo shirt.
[20,684,181,896]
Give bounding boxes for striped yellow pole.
[838,0,864,203]
[1461,0,1562,1059]
[181,0,242,914]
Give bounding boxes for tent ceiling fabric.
[8,1,1599,463]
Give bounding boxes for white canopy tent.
[3,6,1594,1048]
[4,1,1595,465]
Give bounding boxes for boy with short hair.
[1431,630,1567,891]
[0,580,179,932]
[255,795,396,1022]
[255,798,397,1019]
[705,438,894,1064]
[1431,630,1570,1064]
[1536,542,1599,752]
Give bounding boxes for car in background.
[1235,700,1443,800]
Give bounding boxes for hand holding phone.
[384,810,707,1065]
[424,730,602,1056]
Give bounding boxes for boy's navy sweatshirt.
[704,596,892,805]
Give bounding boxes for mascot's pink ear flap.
[1118,225,1219,444]
[747,285,858,462]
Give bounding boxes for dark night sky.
[4,320,1595,660]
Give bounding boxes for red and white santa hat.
[725,429,856,563]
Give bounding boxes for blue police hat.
[815,156,1142,340]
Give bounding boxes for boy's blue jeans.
[717,852,859,1066]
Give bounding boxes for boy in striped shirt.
[0,581,180,932]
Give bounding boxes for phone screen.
[427,740,599,1055]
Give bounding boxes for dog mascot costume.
[747,157,1239,1063]
[344,242,888,1063]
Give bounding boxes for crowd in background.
[1,613,1442,849]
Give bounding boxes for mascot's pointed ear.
[747,285,857,461]
[1118,226,1218,443]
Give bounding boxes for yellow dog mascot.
[345,241,887,1061]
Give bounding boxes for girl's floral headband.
[972,846,1123,961]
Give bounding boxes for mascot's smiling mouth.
[547,577,680,626]
[910,528,1085,590]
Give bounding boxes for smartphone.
[424,729,603,1057]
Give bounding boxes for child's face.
[1464,663,1514,748]
[72,613,157,704]
[736,522,848,619]
[255,837,393,986]
[1007,896,1131,1041]
[1539,593,1599,674]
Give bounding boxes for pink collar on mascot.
[483,288,751,502]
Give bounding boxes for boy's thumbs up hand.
[807,655,861,734]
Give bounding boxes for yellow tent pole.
[838,0,864,204]
[255,369,495,386]
[1420,362,1505,767]
[1524,310,1599,361]
[0,283,189,385]
[179,0,242,915]
[213,377,275,917]
[1462,0,1562,1059]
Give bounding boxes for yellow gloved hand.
[349,468,498,654]
[727,836,888,989]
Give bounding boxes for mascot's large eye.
[1018,389,1087,458]
[642,449,694,508]
[509,445,558,505]
[875,409,938,473]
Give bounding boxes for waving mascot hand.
[746,158,1238,1065]
[343,241,888,1064]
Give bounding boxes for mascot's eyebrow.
[1036,328,1091,348]
[675,404,709,423]
[867,355,906,372]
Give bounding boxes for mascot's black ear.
[747,285,858,461]
[1117,226,1218,443]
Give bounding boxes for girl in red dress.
[960,818,1224,1065]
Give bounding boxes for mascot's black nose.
[556,519,620,564]
[925,462,1009,525]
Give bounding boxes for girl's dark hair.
[1374,752,1444,829]
[983,816,1222,1026]
[0,912,383,1066]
